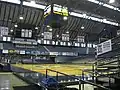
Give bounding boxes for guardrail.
[46,69,111,90]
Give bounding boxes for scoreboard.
[53,4,68,16]
[44,4,68,18]
[43,4,69,28]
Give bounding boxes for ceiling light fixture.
[19,16,23,20]
[81,26,85,29]
[14,24,18,27]
[41,33,44,35]
[63,16,68,21]
[49,28,52,31]
[47,25,50,28]
[109,0,115,3]
[66,31,69,33]
[10,29,13,32]
[57,35,59,37]
[35,27,38,29]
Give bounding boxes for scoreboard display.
[44,4,68,18]
[53,4,68,16]
[43,4,69,28]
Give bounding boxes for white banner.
[77,36,85,42]
[62,34,69,41]
[97,39,112,55]
[44,32,52,40]
[0,26,9,36]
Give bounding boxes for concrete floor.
[0,73,40,90]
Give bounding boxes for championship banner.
[77,36,85,42]
[62,34,69,41]
[97,39,112,55]
[44,32,52,40]
[0,26,9,36]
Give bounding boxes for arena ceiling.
[0,0,120,43]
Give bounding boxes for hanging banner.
[0,26,9,36]
[97,39,112,55]
[77,36,85,42]
[44,32,52,40]
[62,34,69,41]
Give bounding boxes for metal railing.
[46,69,111,90]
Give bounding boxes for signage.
[20,50,25,54]
[53,4,68,16]
[97,39,112,55]
[25,51,31,54]
[2,50,8,54]
[50,52,59,56]
[15,45,36,48]
[8,50,15,53]
[12,38,37,45]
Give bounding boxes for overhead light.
[63,16,68,21]
[35,27,38,29]
[19,16,23,20]
[47,25,50,28]
[10,29,13,32]
[41,33,44,35]
[109,0,115,3]
[14,24,18,27]
[66,31,69,33]
[49,28,52,31]
[81,26,84,29]
[57,35,59,37]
